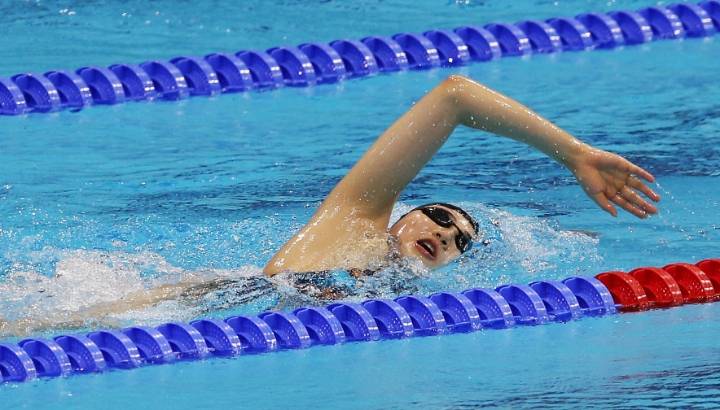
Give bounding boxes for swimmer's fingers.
[628,176,661,202]
[590,192,618,217]
[610,191,647,219]
[621,186,658,215]
[620,158,655,183]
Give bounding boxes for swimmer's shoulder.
[264,190,396,273]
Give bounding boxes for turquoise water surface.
[1,1,719,408]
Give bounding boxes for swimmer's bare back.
[263,75,660,275]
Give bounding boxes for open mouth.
[415,239,437,260]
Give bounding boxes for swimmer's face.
[389,205,478,269]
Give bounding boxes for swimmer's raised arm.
[265,75,660,275]
[328,75,659,219]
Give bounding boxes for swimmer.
[0,75,660,336]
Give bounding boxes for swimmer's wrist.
[553,139,592,169]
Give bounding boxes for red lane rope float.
[595,271,650,311]
[596,258,720,310]
[629,267,684,307]
[697,259,720,293]
[664,262,718,302]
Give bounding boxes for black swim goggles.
[419,206,474,254]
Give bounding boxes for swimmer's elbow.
[443,74,470,85]
[442,74,490,95]
[442,74,479,92]
[438,75,475,120]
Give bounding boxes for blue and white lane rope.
[1,258,718,384]
[0,1,718,115]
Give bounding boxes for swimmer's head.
[388,203,479,269]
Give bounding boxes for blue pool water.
[1,0,719,408]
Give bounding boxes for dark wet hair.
[402,202,479,235]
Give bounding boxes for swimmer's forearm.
[0,313,116,337]
[0,284,190,337]
[448,75,590,167]
[83,283,188,316]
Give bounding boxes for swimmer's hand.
[569,147,660,218]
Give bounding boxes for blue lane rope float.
[1,259,718,384]
[1,1,718,115]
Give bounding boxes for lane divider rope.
[0,258,718,383]
[0,1,718,115]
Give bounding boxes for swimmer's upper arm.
[323,77,462,220]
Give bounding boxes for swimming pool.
[1,0,719,408]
